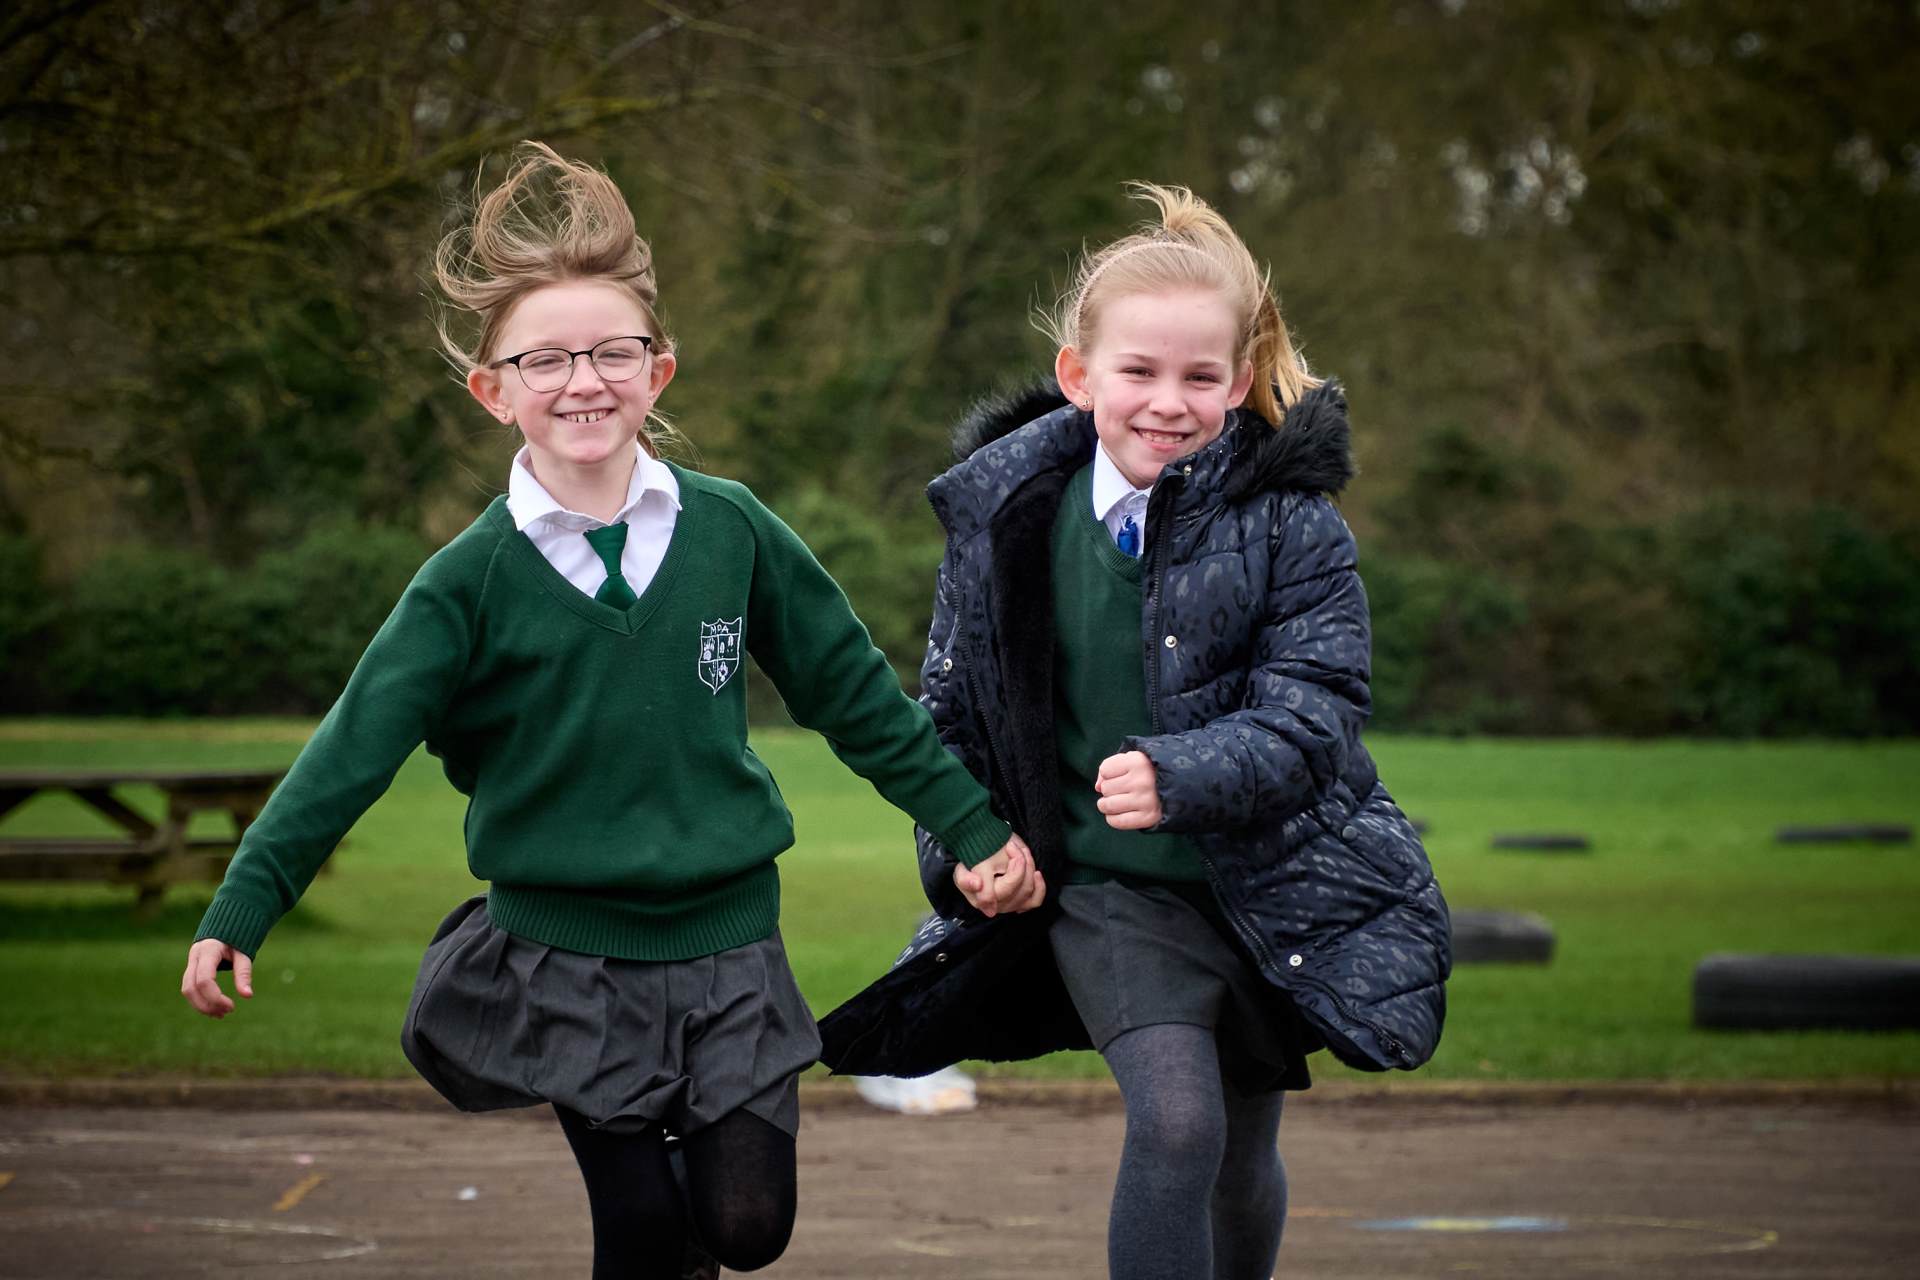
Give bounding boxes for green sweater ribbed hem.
[194,896,277,959]
[945,806,1013,868]
[484,863,783,962]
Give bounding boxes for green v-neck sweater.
[195,466,1011,963]
[1052,465,1204,884]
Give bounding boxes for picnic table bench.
[0,767,287,916]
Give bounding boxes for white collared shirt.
[505,443,681,599]
[1090,442,1153,551]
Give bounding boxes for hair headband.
[1073,238,1214,332]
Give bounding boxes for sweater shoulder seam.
[678,470,763,526]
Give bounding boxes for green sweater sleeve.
[741,494,1011,867]
[193,543,486,957]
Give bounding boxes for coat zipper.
[1297,975,1414,1066]
[1141,480,1176,737]
[1142,482,1272,973]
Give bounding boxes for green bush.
[233,524,430,711]
[769,486,945,685]
[36,526,428,716]
[1525,521,1697,735]
[53,547,241,714]
[19,490,1920,734]
[1668,503,1920,736]
[0,536,49,709]
[1365,552,1529,733]
[1373,421,1920,736]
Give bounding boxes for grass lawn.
[2,720,1917,1083]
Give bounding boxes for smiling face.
[466,279,676,477]
[1056,286,1254,490]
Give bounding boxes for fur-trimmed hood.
[946,376,1355,509]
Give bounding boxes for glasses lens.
[517,349,574,392]
[590,337,650,383]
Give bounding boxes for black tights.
[555,1105,797,1278]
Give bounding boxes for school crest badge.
[697,617,743,693]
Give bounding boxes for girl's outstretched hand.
[181,938,254,1019]
[952,833,1046,918]
[1095,751,1163,830]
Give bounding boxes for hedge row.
[3,502,1915,735]
[1368,503,1920,736]
[0,526,430,715]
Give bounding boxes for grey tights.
[1103,1023,1288,1280]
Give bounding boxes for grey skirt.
[401,895,822,1137]
[1049,877,1318,1093]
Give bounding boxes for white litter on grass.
[853,1067,977,1116]
[456,1187,479,1201]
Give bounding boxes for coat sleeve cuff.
[1121,732,1225,834]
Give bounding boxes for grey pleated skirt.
[1049,877,1318,1093]
[401,895,822,1137]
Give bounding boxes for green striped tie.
[583,523,638,608]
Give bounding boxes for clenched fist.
[1094,751,1162,830]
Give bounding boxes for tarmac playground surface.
[0,1081,1913,1278]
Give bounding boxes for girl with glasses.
[180,141,1041,1280]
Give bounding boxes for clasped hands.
[951,750,1161,917]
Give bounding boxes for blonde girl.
[822,184,1450,1279]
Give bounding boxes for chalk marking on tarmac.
[893,1238,958,1257]
[1346,1210,1777,1272]
[0,1209,377,1262]
[1360,1216,1568,1232]
[886,1208,1066,1258]
[181,1216,376,1260]
[1585,1214,1778,1256]
[273,1172,326,1212]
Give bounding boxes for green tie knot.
[583,523,638,608]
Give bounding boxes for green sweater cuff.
[942,806,1013,868]
[194,894,278,959]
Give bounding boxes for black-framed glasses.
[490,335,654,392]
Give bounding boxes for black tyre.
[1450,910,1555,965]
[1692,953,1920,1031]
[1491,833,1591,852]
[1774,824,1912,845]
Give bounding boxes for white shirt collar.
[1090,441,1152,522]
[506,443,681,532]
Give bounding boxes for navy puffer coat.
[818,381,1450,1076]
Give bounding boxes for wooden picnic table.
[0,767,287,916]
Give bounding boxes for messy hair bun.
[436,141,683,454]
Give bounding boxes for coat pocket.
[1314,789,1416,893]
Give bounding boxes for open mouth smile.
[561,410,612,424]
[1133,427,1188,447]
